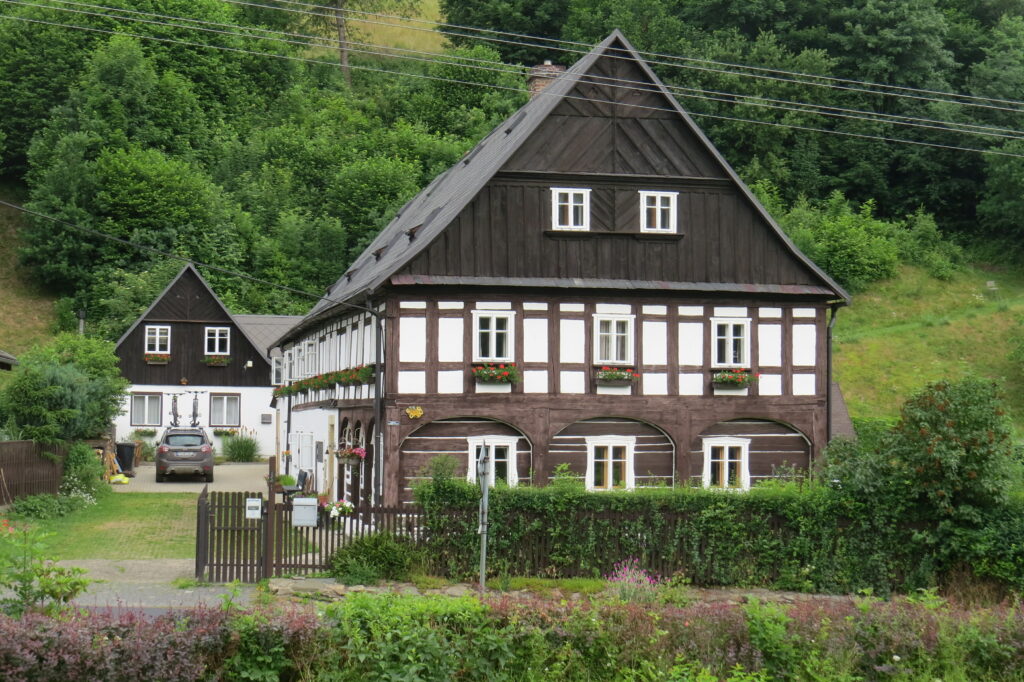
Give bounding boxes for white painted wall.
[523,318,548,362]
[792,325,817,366]
[758,324,782,367]
[437,318,463,362]
[559,319,585,364]
[678,322,703,365]
[399,317,426,362]
[115,384,280,459]
[642,321,667,365]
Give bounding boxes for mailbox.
[245,498,262,520]
[292,497,318,527]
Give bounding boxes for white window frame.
[472,310,515,362]
[639,191,678,233]
[130,393,162,426]
[271,356,284,385]
[593,314,635,365]
[306,340,318,376]
[551,188,591,231]
[209,393,241,427]
[711,317,751,368]
[702,437,751,490]
[144,325,170,354]
[285,348,294,382]
[585,436,636,491]
[295,343,306,378]
[466,436,520,488]
[204,327,231,356]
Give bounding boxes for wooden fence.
[0,441,64,505]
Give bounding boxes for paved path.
[113,461,270,494]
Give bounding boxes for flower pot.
[338,456,363,467]
[597,379,634,387]
[146,359,168,365]
[476,381,512,393]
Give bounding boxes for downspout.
[826,303,841,443]
[371,297,385,505]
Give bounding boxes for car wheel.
[206,471,214,483]
[156,472,164,483]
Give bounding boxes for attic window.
[639,191,678,233]
[551,188,590,231]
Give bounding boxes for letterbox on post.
[292,497,318,527]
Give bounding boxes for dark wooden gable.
[504,53,724,177]
[146,268,232,323]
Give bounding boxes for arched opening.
[547,418,675,490]
[692,418,810,490]
[398,417,532,505]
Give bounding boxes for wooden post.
[264,456,277,580]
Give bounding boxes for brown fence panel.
[0,441,64,505]
[200,490,265,583]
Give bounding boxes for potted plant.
[203,355,231,367]
[711,369,758,389]
[595,366,639,386]
[336,446,366,466]
[144,353,171,365]
[267,473,296,493]
[471,363,522,384]
[321,498,355,519]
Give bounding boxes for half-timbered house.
[113,264,300,457]
[273,31,851,506]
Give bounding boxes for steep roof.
[114,263,287,362]
[282,30,848,343]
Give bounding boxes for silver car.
[156,428,215,482]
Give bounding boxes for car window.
[166,434,205,446]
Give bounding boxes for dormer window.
[551,188,590,231]
[639,191,678,233]
[205,327,230,355]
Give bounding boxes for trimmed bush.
[222,433,260,462]
[330,533,422,585]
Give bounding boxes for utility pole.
[77,309,86,335]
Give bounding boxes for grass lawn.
[28,492,197,560]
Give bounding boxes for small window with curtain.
[712,318,750,367]
[702,437,750,490]
[130,393,162,426]
[472,311,515,362]
[638,191,678,233]
[551,188,591,231]
[210,394,240,427]
[144,325,170,354]
[593,315,634,365]
[205,327,230,355]
[585,436,636,490]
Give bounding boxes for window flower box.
[471,363,521,384]
[595,366,639,386]
[711,369,757,388]
[203,355,231,367]
[144,353,170,365]
[272,365,375,399]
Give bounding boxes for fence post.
[263,456,277,580]
[195,485,209,580]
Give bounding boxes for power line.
[230,0,1024,113]
[3,11,1024,159]
[8,0,1024,143]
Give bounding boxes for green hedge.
[416,480,1024,594]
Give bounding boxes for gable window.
[467,436,520,488]
[144,325,170,354]
[712,318,750,367]
[702,437,750,490]
[585,436,636,490]
[472,311,515,362]
[639,191,678,233]
[551,188,590,231]
[205,327,230,355]
[210,394,240,427]
[594,315,634,365]
[271,356,284,385]
[130,393,161,426]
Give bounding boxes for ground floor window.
[466,436,520,487]
[702,437,750,490]
[585,436,636,490]
[210,394,240,427]
[130,393,161,426]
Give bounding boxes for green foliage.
[222,434,261,463]
[61,441,105,499]
[0,334,127,443]
[10,494,87,520]
[0,523,90,617]
[222,612,291,682]
[330,533,422,585]
[440,0,569,63]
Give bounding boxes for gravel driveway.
[112,461,271,494]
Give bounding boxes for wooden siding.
[400,181,821,287]
[398,418,531,505]
[692,419,810,482]
[547,418,674,488]
[0,441,64,504]
[118,269,270,386]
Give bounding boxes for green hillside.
[834,265,1024,438]
[0,184,56,358]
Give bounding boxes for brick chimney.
[527,60,565,97]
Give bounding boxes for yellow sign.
[405,406,424,419]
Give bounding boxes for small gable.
[146,268,232,323]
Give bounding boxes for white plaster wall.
[560,371,585,393]
[792,373,817,395]
[642,373,668,395]
[643,321,667,365]
[437,318,463,362]
[397,371,426,394]
[758,324,782,367]
[560,319,585,364]
[399,317,426,362]
[437,370,463,393]
[758,374,783,396]
[115,384,280,458]
[678,373,704,395]
[792,325,817,366]
[678,322,703,365]
[523,318,548,362]
[523,370,548,393]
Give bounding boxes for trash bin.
[115,442,135,475]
